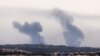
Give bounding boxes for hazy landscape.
[0,0,100,56]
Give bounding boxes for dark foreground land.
[0,44,100,56]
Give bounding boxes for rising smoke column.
[52,9,84,47]
[13,21,44,44]
[12,8,83,46]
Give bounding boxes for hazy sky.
[0,0,100,47]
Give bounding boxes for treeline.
[0,44,100,54]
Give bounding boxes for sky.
[0,0,100,47]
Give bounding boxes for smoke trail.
[52,9,84,47]
[13,21,45,44]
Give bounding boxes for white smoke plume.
[13,21,45,44]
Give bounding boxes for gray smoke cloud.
[13,21,45,44]
[11,7,84,46]
[51,9,84,47]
